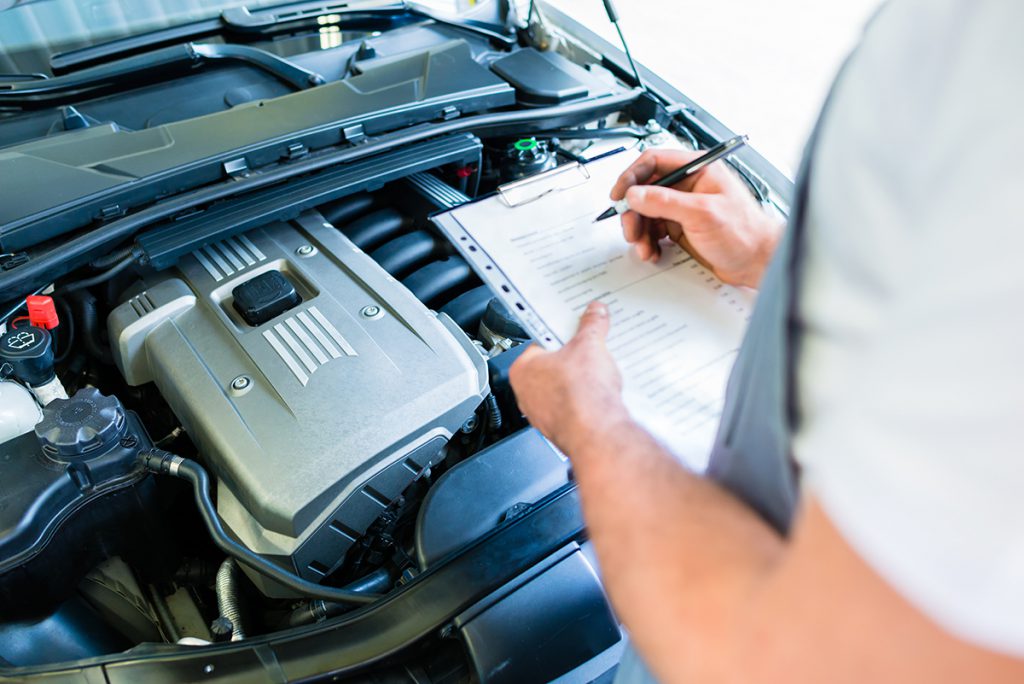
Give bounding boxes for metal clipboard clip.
[496,162,591,208]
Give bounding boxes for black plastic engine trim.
[0,88,641,301]
[137,133,482,270]
[0,482,586,683]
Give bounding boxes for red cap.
[455,165,476,179]
[26,295,59,330]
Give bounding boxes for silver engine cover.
[109,212,487,588]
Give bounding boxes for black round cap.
[482,298,529,341]
[35,388,127,460]
[0,325,54,386]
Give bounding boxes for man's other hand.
[509,301,630,454]
[610,148,784,289]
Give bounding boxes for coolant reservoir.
[0,380,41,445]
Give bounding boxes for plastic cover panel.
[108,211,487,582]
[0,40,513,251]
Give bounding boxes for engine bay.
[0,3,786,680]
[0,167,596,677]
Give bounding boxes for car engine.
[107,212,488,589]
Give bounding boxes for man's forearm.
[569,417,785,682]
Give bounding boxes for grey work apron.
[704,146,812,534]
[704,34,862,533]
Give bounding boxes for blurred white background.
[545,0,883,176]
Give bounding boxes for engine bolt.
[360,305,383,319]
[296,244,316,257]
[231,375,251,391]
[119,434,139,449]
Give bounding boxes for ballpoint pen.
[594,134,749,222]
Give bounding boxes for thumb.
[573,301,611,344]
[626,185,710,222]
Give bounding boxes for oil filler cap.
[35,388,127,461]
[232,270,301,326]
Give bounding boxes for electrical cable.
[138,449,380,605]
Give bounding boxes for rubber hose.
[138,450,378,605]
[215,558,246,641]
[173,558,219,585]
[61,255,136,293]
[89,245,135,269]
[282,567,393,629]
[69,291,113,364]
[485,394,503,432]
[52,296,75,364]
[439,285,492,334]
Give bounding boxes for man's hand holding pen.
[610,148,785,289]
[510,144,784,452]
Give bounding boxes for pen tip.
[595,208,615,222]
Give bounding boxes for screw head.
[296,244,317,257]
[230,375,253,396]
[119,434,139,449]
[360,305,383,319]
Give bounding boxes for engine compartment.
[0,169,586,674]
[0,3,786,680]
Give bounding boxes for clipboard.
[431,147,635,349]
[430,145,753,471]
[496,162,591,208]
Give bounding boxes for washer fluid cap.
[0,325,55,386]
[35,388,127,460]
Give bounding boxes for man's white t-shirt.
[794,0,1024,657]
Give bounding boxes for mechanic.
[509,1,1024,682]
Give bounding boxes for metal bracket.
[223,158,251,179]
[98,204,125,221]
[284,143,309,160]
[342,124,366,144]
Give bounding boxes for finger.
[635,238,651,261]
[610,148,705,200]
[509,344,545,384]
[652,220,670,242]
[646,220,669,262]
[513,343,545,365]
[634,215,658,260]
[625,185,711,223]
[620,210,645,245]
[642,225,661,262]
[573,301,611,343]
